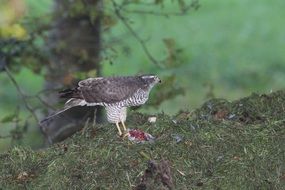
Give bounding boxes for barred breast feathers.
[105,106,127,123]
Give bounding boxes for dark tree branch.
[111,0,162,67]
[23,91,58,111]
[4,66,39,123]
[0,135,11,139]
[36,95,57,111]
[122,2,199,17]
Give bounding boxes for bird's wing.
[78,76,145,104]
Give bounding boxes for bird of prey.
[53,75,161,136]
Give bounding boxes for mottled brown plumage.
[81,76,149,103]
[60,76,153,104]
[43,75,161,136]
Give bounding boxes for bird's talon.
[122,132,129,139]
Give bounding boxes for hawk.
[44,75,161,136]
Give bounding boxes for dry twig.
[111,0,161,67]
[4,66,39,122]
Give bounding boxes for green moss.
[1,91,285,189]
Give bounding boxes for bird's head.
[140,74,161,88]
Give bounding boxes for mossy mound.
[1,91,285,189]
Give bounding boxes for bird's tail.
[39,99,87,128]
[59,88,82,99]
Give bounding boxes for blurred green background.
[0,0,285,151]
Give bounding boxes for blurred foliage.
[0,24,27,40]
[0,38,47,73]
[0,0,27,39]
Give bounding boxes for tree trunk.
[40,0,103,143]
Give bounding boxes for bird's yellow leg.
[121,121,127,132]
[121,121,129,139]
[115,122,122,136]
